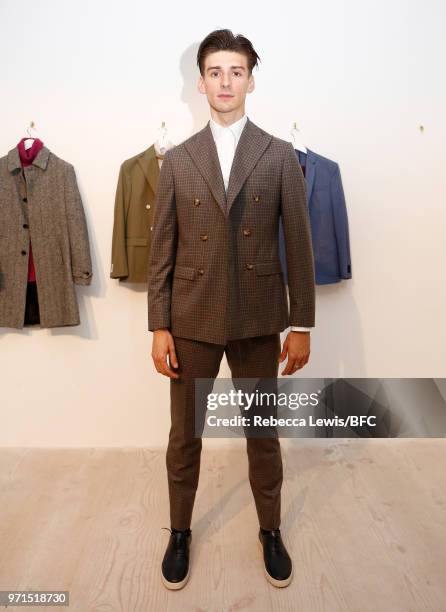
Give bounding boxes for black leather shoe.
[161,527,192,590]
[258,528,293,587]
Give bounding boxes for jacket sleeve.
[280,143,315,327]
[147,150,178,331]
[64,164,93,286]
[110,163,131,279]
[331,164,352,280]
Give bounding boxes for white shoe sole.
[258,538,293,588]
[161,563,190,590]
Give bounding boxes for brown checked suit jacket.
[147,117,315,345]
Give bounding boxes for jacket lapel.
[305,148,317,205]
[137,144,160,196]
[226,118,272,215]
[184,122,227,216]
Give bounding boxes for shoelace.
[161,526,191,535]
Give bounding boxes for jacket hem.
[170,324,290,346]
[316,274,351,285]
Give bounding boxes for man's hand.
[278,330,310,375]
[151,328,180,379]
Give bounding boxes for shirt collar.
[209,114,248,146]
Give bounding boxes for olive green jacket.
[110,144,160,283]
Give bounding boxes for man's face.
[198,50,255,114]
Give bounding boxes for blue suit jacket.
[279,148,352,285]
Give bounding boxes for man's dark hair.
[197,29,261,76]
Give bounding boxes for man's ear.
[197,75,206,94]
[247,74,255,94]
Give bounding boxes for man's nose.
[221,74,231,88]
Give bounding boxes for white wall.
[1,0,445,446]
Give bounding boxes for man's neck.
[210,107,246,128]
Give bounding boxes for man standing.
[148,29,315,590]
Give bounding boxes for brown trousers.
[167,333,283,531]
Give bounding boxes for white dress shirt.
[209,114,312,333]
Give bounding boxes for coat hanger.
[154,121,175,157]
[24,121,38,151]
[290,122,307,154]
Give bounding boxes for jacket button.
[23,197,27,203]
[21,250,27,255]
[150,226,153,231]
[146,204,151,209]
[193,198,201,206]
[23,223,29,229]
[243,228,251,236]
[200,234,208,241]
[245,263,254,270]
[198,268,204,275]
[253,194,260,202]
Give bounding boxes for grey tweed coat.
[147,117,315,345]
[0,145,92,328]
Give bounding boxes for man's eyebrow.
[206,65,246,72]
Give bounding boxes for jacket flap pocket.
[126,237,148,246]
[256,261,282,276]
[174,265,196,280]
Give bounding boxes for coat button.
[243,228,251,236]
[200,234,208,241]
[245,263,254,270]
[21,250,27,255]
[193,198,201,206]
[198,268,204,275]
[23,197,27,203]
[150,226,153,231]
[146,204,151,209]
[23,223,29,229]
[253,194,260,202]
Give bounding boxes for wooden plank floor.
[0,440,445,611]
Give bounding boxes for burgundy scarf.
[17,137,44,282]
